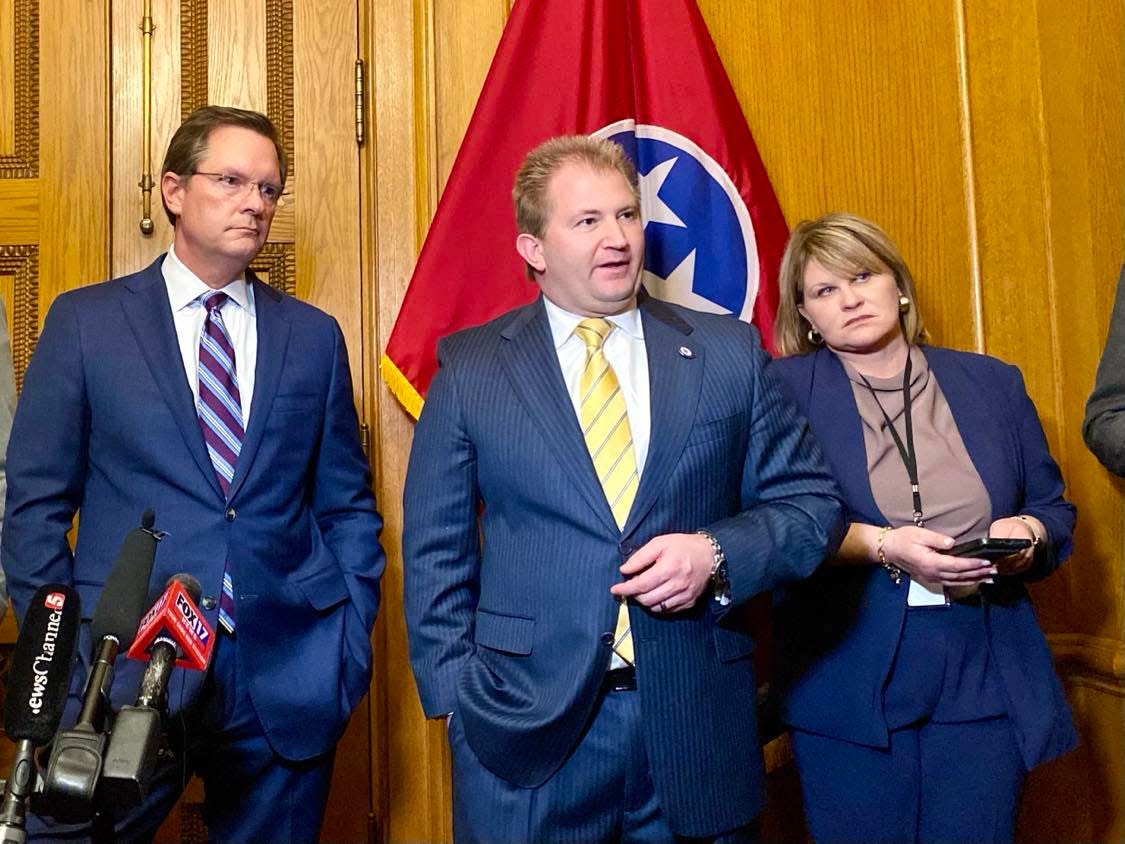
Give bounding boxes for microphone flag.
[127,578,215,671]
[380,0,789,418]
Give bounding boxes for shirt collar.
[162,244,255,315]
[542,295,644,350]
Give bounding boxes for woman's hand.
[878,525,996,587]
[987,515,1045,576]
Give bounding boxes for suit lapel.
[925,349,1004,516]
[226,276,290,502]
[500,299,620,535]
[622,299,702,535]
[120,257,224,500]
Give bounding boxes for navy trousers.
[31,632,336,843]
[450,686,758,843]
[791,601,1026,843]
[792,718,1024,843]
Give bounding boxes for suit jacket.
[773,345,1077,770]
[1,256,385,761]
[1084,264,1125,476]
[403,294,845,837]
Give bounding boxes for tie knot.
[575,318,613,351]
[201,291,230,315]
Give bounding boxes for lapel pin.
[678,346,694,359]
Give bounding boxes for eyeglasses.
[189,171,285,206]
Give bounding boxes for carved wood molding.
[180,0,209,119]
[0,245,39,391]
[266,0,294,178]
[179,0,294,179]
[0,0,39,178]
[1050,632,1125,689]
[252,243,296,297]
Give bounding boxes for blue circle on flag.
[596,122,756,319]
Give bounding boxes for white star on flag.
[639,158,687,230]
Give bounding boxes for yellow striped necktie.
[575,318,638,665]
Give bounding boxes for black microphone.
[40,511,160,823]
[0,584,82,844]
[101,575,208,809]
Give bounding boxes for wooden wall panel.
[293,1,364,383]
[432,0,507,189]
[1018,677,1125,842]
[698,0,980,354]
[39,1,109,302]
[368,1,434,840]
[366,0,506,840]
[208,0,268,109]
[1029,0,1125,646]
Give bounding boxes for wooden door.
[0,0,109,392]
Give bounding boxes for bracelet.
[876,525,902,585]
[1015,515,1042,549]
[697,530,731,606]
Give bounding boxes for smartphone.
[943,536,1032,559]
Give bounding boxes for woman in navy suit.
[771,212,1076,843]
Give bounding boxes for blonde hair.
[512,136,639,279]
[774,212,929,356]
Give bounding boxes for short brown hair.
[160,105,288,225]
[512,136,638,277]
[774,212,929,356]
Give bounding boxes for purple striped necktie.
[197,291,241,633]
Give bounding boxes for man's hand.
[610,533,714,614]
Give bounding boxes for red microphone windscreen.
[127,578,215,671]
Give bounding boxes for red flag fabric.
[381,0,789,418]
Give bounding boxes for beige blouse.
[844,346,992,601]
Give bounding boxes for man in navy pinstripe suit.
[403,136,845,842]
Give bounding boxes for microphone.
[0,585,81,844]
[102,575,214,808]
[40,511,160,823]
[126,573,214,676]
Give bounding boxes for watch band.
[697,530,731,606]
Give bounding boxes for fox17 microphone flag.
[381,0,790,418]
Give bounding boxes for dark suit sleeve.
[310,320,386,709]
[1084,265,1125,476]
[402,341,481,718]
[1,294,89,622]
[1003,363,1076,581]
[705,327,846,608]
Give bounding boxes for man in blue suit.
[2,106,384,841]
[403,135,845,842]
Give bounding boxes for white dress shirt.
[162,244,258,426]
[543,297,651,477]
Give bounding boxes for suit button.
[600,632,614,646]
[202,596,217,610]
[618,543,633,557]
[225,507,236,521]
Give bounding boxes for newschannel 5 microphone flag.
[381,0,789,418]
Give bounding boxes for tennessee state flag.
[381,0,789,418]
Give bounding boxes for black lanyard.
[858,352,924,527]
